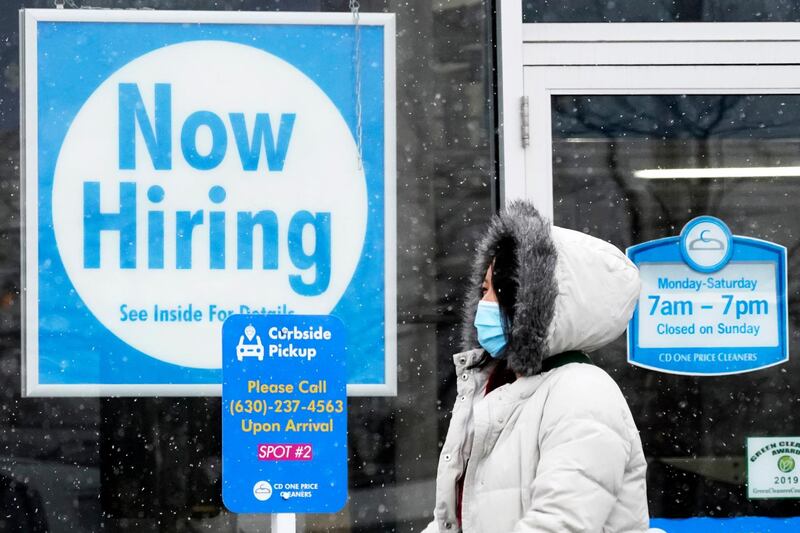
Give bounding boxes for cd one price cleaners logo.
[51,41,367,368]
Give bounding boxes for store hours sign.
[627,216,788,375]
[21,10,396,396]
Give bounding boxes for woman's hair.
[469,235,518,370]
[492,234,518,336]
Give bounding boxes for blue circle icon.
[679,216,733,273]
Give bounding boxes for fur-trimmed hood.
[461,201,641,376]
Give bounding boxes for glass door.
[523,24,800,530]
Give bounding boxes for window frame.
[494,20,800,219]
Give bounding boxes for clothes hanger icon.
[689,230,724,251]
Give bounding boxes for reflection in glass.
[552,94,800,518]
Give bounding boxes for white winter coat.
[422,201,661,533]
[421,350,651,533]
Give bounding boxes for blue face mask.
[474,301,508,358]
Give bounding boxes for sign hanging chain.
[54,0,80,8]
[349,0,364,170]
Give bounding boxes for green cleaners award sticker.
[747,437,800,499]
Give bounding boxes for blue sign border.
[21,10,397,396]
[651,517,800,532]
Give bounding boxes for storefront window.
[1,1,495,531]
[552,94,800,518]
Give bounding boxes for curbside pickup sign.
[222,314,347,513]
[20,10,396,396]
[627,216,788,376]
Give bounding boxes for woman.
[422,201,659,533]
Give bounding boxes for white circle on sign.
[679,216,733,273]
[253,481,273,501]
[51,41,367,368]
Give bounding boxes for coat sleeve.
[510,369,634,532]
